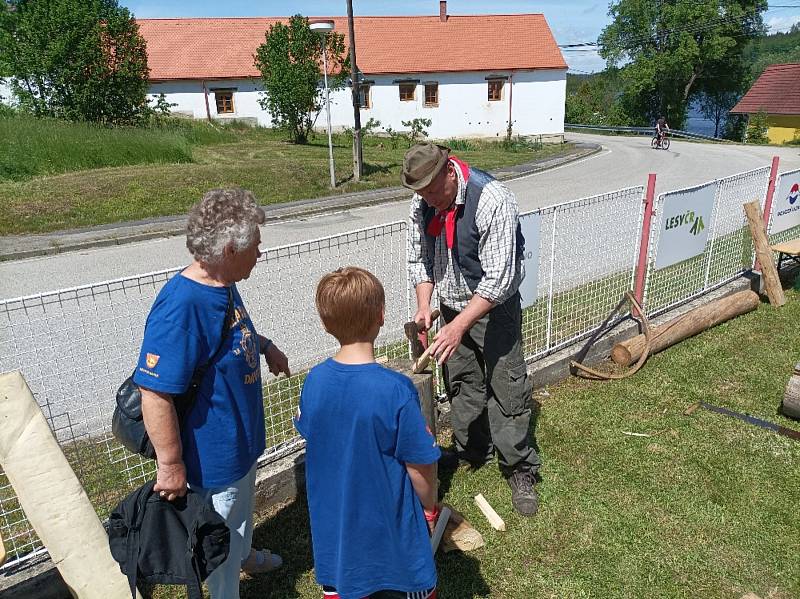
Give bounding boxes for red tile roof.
[137,15,567,81]
[730,63,800,116]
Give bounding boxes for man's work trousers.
[441,292,540,475]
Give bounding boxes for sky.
[122,1,800,74]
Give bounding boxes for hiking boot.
[506,469,538,516]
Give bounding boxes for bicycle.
[651,131,670,150]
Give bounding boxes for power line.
[559,1,800,50]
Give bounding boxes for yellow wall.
[766,114,800,144]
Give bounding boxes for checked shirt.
[407,159,524,311]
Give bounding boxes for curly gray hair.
[186,189,266,264]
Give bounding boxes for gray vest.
[423,168,525,293]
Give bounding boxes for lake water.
[685,103,719,137]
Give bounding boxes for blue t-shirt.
[133,273,266,488]
[295,359,440,599]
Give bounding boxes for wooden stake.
[474,493,506,532]
[744,200,785,307]
[611,290,760,366]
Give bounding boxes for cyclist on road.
[655,116,670,143]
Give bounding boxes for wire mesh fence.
[0,221,409,572]
[521,186,645,360]
[643,166,770,316]
[0,161,779,573]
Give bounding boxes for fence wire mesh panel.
[0,220,408,572]
[242,221,410,462]
[0,273,168,571]
[521,186,645,360]
[768,169,800,250]
[644,166,770,315]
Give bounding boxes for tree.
[0,0,150,124]
[744,109,769,144]
[565,70,631,126]
[254,15,348,144]
[698,89,740,137]
[599,0,767,128]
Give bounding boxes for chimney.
[439,1,447,22]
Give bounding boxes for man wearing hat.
[404,143,541,516]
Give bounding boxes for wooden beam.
[744,200,785,307]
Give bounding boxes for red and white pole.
[754,155,780,271]
[633,173,657,315]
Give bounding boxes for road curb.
[0,142,601,262]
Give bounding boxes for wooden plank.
[744,200,786,307]
[474,493,506,532]
[0,371,138,598]
[770,238,800,255]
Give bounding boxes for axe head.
[404,320,426,359]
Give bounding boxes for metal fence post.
[754,156,780,271]
[633,174,657,314]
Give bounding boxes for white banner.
[770,169,800,235]
[518,212,541,308]
[655,182,717,270]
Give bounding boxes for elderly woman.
[134,189,290,598]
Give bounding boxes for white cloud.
[766,14,800,33]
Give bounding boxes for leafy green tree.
[0,0,150,124]
[599,0,767,128]
[254,15,348,144]
[565,70,631,126]
[742,25,800,83]
[745,109,769,144]
[402,118,431,145]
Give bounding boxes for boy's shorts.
[322,586,437,599]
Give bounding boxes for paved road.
[1,133,798,300]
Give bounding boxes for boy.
[296,267,441,599]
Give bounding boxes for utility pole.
[347,0,364,181]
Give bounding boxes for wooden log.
[440,506,485,553]
[611,290,760,366]
[783,375,800,419]
[387,359,484,552]
[744,200,786,307]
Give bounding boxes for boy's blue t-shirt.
[133,273,266,488]
[295,359,441,599]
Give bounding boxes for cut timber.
[0,371,138,598]
[744,200,786,307]
[440,506,485,553]
[611,290,759,366]
[474,493,506,532]
[783,373,800,419]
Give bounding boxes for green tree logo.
[690,215,705,236]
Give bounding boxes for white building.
[138,2,567,139]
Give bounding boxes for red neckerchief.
[426,156,470,248]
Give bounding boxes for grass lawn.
[0,118,572,235]
[155,289,799,599]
